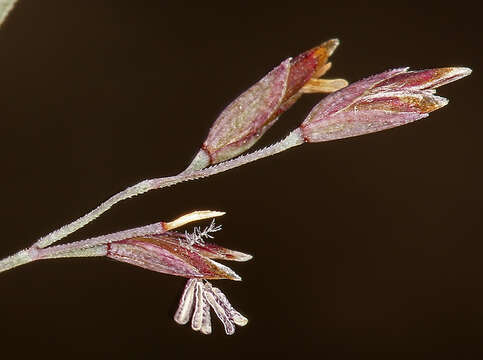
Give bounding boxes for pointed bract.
[106,232,252,281]
[201,58,292,165]
[193,242,253,262]
[375,67,472,91]
[300,67,471,142]
[188,40,346,168]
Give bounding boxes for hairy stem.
[0,222,167,274]
[0,250,33,273]
[40,221,167,258]
[28,129,303,249]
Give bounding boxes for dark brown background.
[0,0,481,357]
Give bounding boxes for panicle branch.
[0,33,472,335]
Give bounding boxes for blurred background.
[0,0,481,357]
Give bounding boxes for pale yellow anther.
[164,210,226,230]
[301,78,349,94]
[314,62,332,78]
